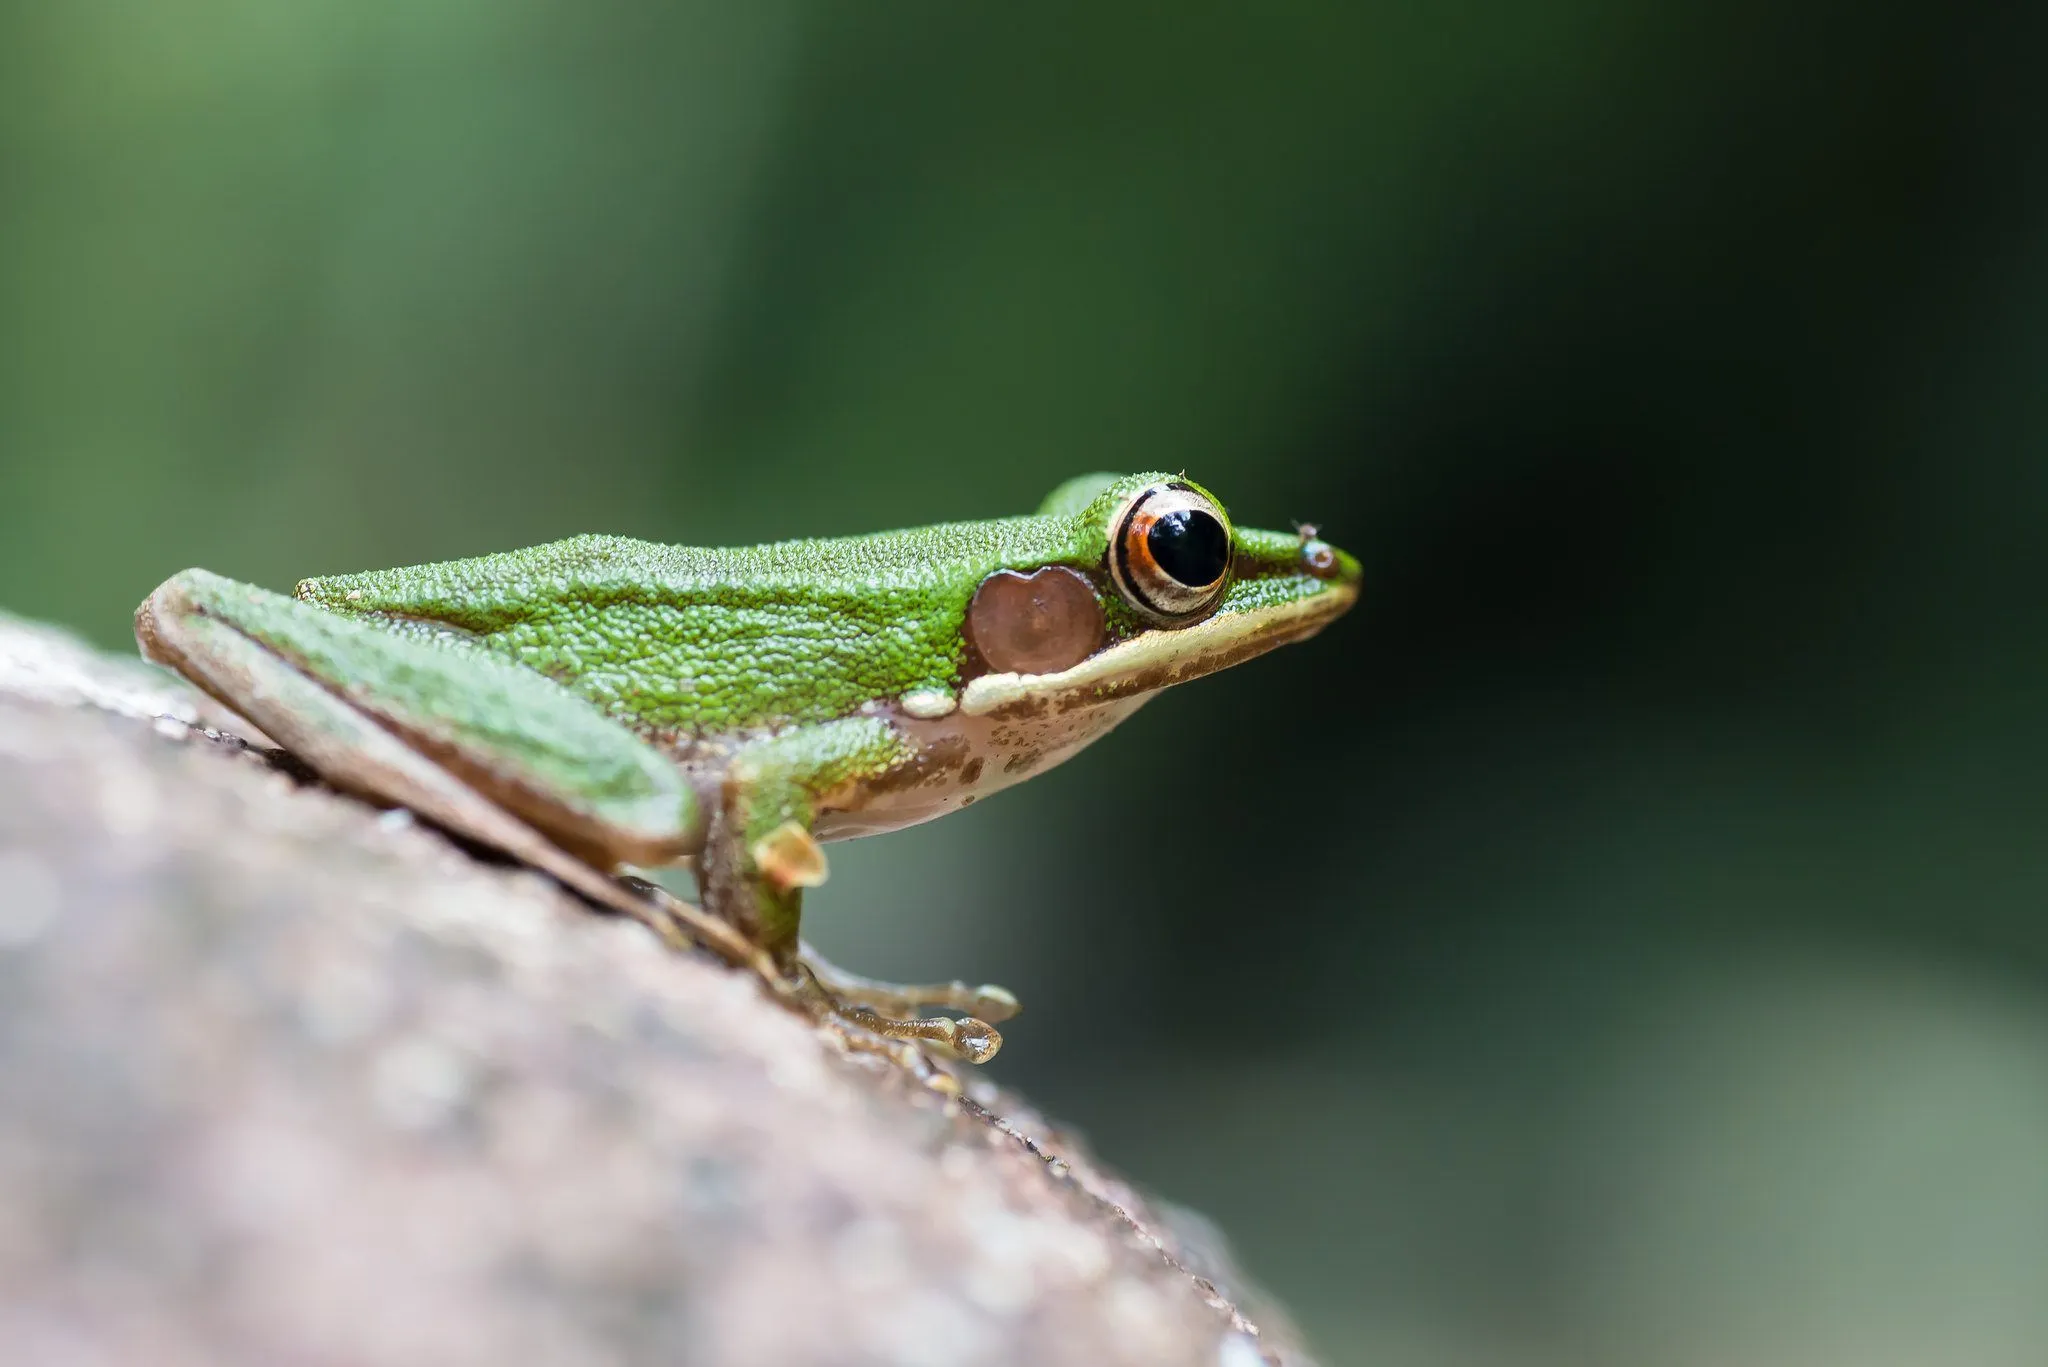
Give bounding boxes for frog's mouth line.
[959,581,1359,718]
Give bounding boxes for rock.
[0,613,1308,1367]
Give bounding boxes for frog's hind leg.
[135,573,770,977]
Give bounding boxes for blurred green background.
[5,3,2046,1363]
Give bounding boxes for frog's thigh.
[144,607,563,883]
[138,570,698,868]
[150,608,766,968]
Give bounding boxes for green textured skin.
[292,472,1356,745]
[709,715,916,947]
[164,568,699,847]
[142,472,1361,968]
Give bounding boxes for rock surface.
[0,613,1306,1367]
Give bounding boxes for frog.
[135,472,1360,1071]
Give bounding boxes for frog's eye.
[1108,481,1233,625]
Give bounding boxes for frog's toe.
[931,1014,1003,1065]
[793,938,1024,1026]
[801,999,985,1089]
[963,984,1021,1024]
[832,1000,1002,1066]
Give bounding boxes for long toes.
[965,985,1020,1023]
[929,1015,1003,1065]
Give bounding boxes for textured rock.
[0,613,1306,1367]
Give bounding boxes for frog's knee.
[136,569,294,673]
[138,567,244,623]
[134,569,209,662]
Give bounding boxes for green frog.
[137,472,1359,1070]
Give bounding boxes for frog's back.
[296,516,1101,742]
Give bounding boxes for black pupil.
[1146,508,1229,587]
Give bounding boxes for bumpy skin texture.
[162,569,700,853]
[142,472,1361,965]
[291,473,1348,741]
[298,511,1107,739]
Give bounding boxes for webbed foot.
[619,879,1008,1070]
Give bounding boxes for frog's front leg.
[797,941,1020,1025]
[697,717,1015,1064]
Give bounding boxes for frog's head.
[956,472,1361,718]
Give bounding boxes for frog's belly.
[811,693,1155,842]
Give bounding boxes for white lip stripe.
[959,583,1356,717]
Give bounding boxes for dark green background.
[6,5,2044,1362]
